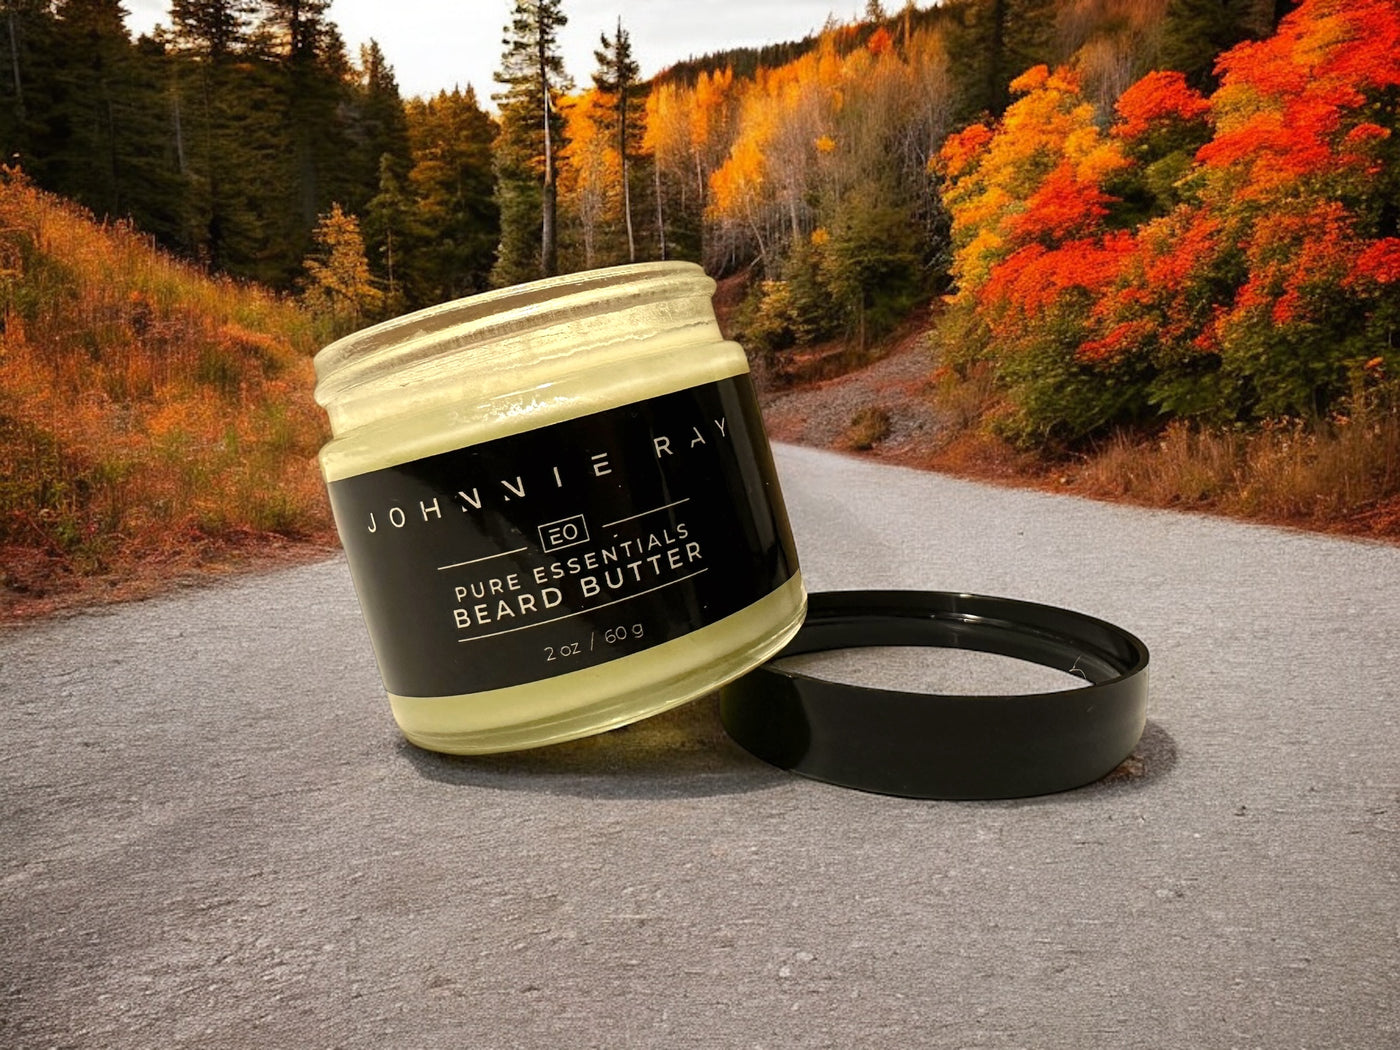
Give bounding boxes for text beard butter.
[314,262,807,754]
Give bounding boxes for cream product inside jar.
[314,262,806,754]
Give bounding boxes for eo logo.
[538,514,590,553]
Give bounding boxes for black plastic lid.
[720,590,1150,800]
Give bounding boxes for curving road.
[3,444,1398,1048]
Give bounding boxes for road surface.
[3,444,1397,1048]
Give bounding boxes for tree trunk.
[538,23,557,278]
[7,9,24,122]
[987,0,1009,114]
[622,156,635,262]
[172,89,186,175]
[653,161,667,261]
[620,90,635,262]
[385,225,395,296]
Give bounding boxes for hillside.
[0,174,335,621]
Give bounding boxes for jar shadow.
[397,692,789,800]
[399,697,1179,803]
[971,719,1181,809]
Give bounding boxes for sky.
[121,0,871,102]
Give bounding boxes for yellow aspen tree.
[689,67,737,202]
[558,89,620,269]
[642,80,693,259]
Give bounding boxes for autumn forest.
[2,0,1399,609]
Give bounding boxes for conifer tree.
[944,0,1058,117]
[493,0,569,283]
[1159,0,1273,89]
[301,201,381,330]
[592,17,641,263]
[51,1,183,240]
[1,0,59,175]
[166,0,270,273]
[402,87,499,305]
[363,153,416,311]
[354,40,410,184]
[352,41,412,296]
[257,0,353,272]
[170,0,255,59]
[258,0,334,62]
[49,0,131,213]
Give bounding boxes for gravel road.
[3,444,1398,1049]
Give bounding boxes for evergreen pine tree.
[257,0,334,62]
[166,0,271,274]
[402,86,499,305]
[945,0,1059,118]
[257,0,354,279]
[122,34,189,248]
[49,0,131,214]
[1,0,58,175]
[592,17,641,263]
[363,153,417,312]
[493,0,569,283]
[352,43,413,305]
[49,2,185,243]
[1159,0,1275,89]
[353,39,410,189]
[169,0,256,59]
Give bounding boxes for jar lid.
[720,590,1150,799]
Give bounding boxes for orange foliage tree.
[1182,0,1400,419]
[936,65,1142,439]
[557,89,622,269]
[938,0,1400,441]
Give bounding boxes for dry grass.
[0,171,336,618]
[1070,414,1400,536]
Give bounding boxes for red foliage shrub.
[1113,71,1210,141]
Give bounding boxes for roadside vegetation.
[1061,420,1400,536]
[919,0,1400,537]
[0,173,333,619]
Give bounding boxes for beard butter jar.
[314,262,806,754]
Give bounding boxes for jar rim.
[313,261,712,403]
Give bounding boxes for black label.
[328,375,799,697]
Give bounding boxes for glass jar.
[314,262,806,754]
